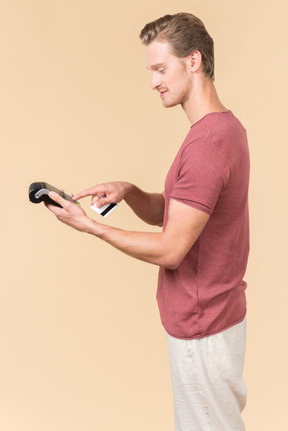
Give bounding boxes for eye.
[158,68,165,75]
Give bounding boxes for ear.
[187,50,202,73]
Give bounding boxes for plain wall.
[1,0,287,430]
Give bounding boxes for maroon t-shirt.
[157,111,250,339]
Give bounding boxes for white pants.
[167,319,247,431]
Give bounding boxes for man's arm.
[73,182,165,226]
[46,192,209,270]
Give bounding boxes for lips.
[160,90,168,98]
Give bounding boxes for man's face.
[146,40,192,109]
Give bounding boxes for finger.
[48,191,69,209]
[44,201,63,215]
[95,196,112,208]
[73,186,104,201]
[91,195,101,206]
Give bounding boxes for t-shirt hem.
[169,196,212,215]
[162,312,247,340]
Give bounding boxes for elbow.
[164,263,179,271]
[149,214,164,227]
[147,219,163,227]
[162,253,183,271]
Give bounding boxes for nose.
[151,72,161,90]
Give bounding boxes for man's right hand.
[74,182,165,226]
[73,182,132,209]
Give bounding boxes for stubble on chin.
[161,93,182,109]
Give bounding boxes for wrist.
[124,183,138,201]
[83,216,101,235]
[84,216,108,238]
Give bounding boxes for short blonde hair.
[140,13,215,80]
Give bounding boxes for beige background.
[1,0,287,430]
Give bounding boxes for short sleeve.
[170,139,230,215]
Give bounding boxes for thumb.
[48,191,67,208]
[95,196,111,208]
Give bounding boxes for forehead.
[146,40,177,70]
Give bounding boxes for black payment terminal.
[29,182,79,208]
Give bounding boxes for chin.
[162,99,180,108]
[161,93,183,108]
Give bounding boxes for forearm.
[87,220,176,269]
[46,190,208,271]
[123,183,165,226]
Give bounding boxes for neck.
[182,76,227,125]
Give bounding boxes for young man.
[46,13,249,431]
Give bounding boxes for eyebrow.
[146,62,166,71]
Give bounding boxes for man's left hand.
[45,192,96,233]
